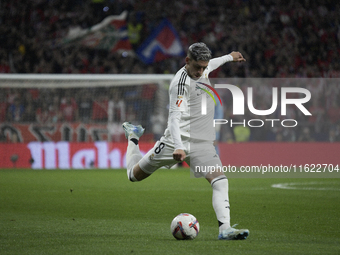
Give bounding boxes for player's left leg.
[190,141,249,240]
[205,164,232,234]
[206,170,249,240]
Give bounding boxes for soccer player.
[123,42,249,240]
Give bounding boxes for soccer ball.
[170,213,200,240]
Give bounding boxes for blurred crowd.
[215,79,340,143]
[0,0,339,143]
[0,85,158,142]
[0,0,339,76]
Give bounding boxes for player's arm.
[168,75,188,161]
[208,51,246,71]
[169,111,186,161]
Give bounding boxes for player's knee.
[127,167,138,182]
[210,175,228,187]
[128,164,151,182]
[134,168,151,181]
[206,171,226,184]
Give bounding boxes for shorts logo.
[149,153,155,160]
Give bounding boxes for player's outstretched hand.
[173,149,186,162]
[230,51,246,62]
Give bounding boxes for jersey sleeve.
[169,70,189,113]
[168,111,185,150]
[208,54,233,73]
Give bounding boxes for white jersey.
[163,55,233,145]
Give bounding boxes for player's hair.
[187,42,212,61]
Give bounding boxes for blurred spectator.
[125,104,137,122]
[275,132,284,142]
[233,116,251,142]
[328,127,340,142]
[139,84,157,130]
[10,132,20,143]
[7,89,20,105]
[0,92,7,122]
[308,99,325,134]
[298,127,315,142]
[108,91,126,123]
[78,91,93,123]
[23,101,36,122]
[49,95,61,123]
[0,59,10,73]
[249,116,268,141]
[233,124,251,143]
[60,94,78,122]
[0,129,5,142]
[22,92,37,122]
[36,102,52,124]
[107,90,126,141]
[127,13,143,50]
[327,101,340,125]
[92,94,108,122]
[7,97,24,122]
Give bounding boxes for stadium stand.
[0,0,339,142]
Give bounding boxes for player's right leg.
[123,122,178,182]
[123,122,150,181]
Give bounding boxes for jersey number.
[155,142,165,154]
[176,100,183,107]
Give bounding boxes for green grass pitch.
[0,168,339,255]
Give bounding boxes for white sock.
[126,139,142,182]
[211,175,231,233]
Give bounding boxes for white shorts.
[139,136,223,178]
